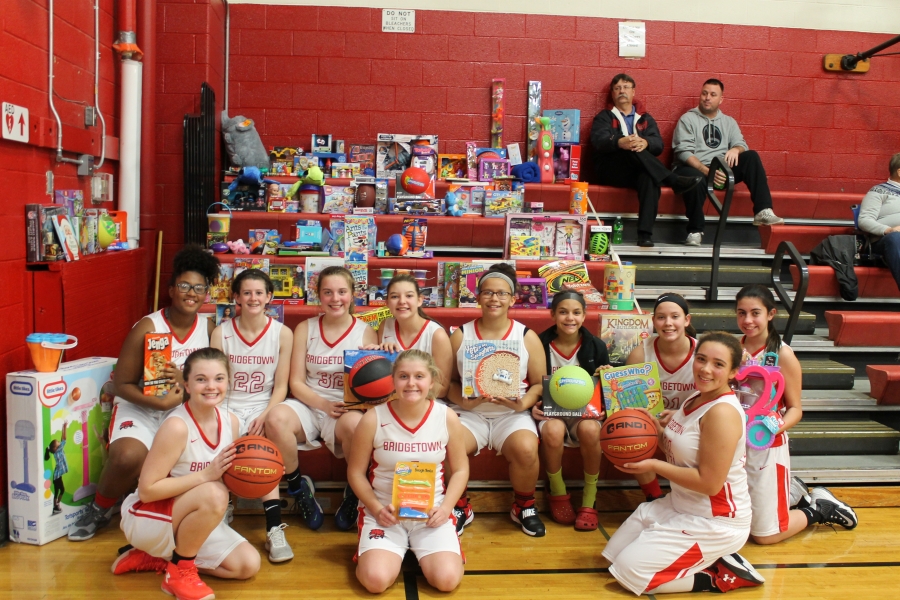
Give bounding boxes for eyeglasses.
[612,85,634,92]
[479,290,512,299]
[175,282,209,294]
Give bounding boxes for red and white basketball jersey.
[221,317,283,412]
[381,317,444,354]
[456,319,530,416]
[164,403,233,478]
[147,309,210,369]
[663,392,751,526]
[548,340,582,373]
[369,401,448,505]
[306,316,369,402]
[644,335,697,410]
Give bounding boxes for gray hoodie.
[672,107,747,169]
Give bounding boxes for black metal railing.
[840,33,900,70]
[771,240,808,345]
[183,83,216,245]
[705,156,735,302]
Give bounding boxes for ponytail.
[44,447,51,461]
[653,293,696,339]
[735,284,782,354]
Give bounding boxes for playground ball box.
[6,357,116,545]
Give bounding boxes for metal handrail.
[840,34,900,70]
[771,240,808,345]
[705,157,735,302]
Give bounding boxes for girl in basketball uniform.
[348,349,468,593]
[266,266,377,532]
[376,274,452,398]
[735,284,858,544]
[112,348,260,599]
[211,269,294,563]
[532,291,609,531]
[624,293,697,502]
[69,245,220,542]
[604,332,763,595]
[448,263,547,537]
[45,423,68,515]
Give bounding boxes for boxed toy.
[305,257,345,305]
[538,260,591,297]
[516,278,548,308]
[343,349,399,410]
[216,304,236,325]
[311,134,333,151]
[347,261,368,306]
[269,147,303,175]
[443,262,461,308]
[465,143,508,180]
[392,462,437,519]
[322,185,355,214]
[599,362,664,417]
[331,163,361,178]
[349,144,376,176]
[25,204,67,262]
[541,375,605,419]
[600,313,653,366]
[561,281,608,308]
[264,303,285,323]
[208,263,234,304]
[345,215,376,260]
[266,183,296,213]
[483,190,523,218]
[376,134,438,179]
[221,181,266,211]
[460,339,522,399]
[542,109,580,143]
[554,216,587,260]
[401,217,428,257]
[234,257,270,277]
[269,264,304,300]
[358,306,392,330]
[438,154,467,180]
[7,357,116,545]
[143,333,173,396]
[459,262,488,307]
[506,215,562,259]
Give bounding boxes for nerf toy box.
[7,357,116,545]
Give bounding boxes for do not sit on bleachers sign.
[382,9,415,33]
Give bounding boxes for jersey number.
[318,372,343,389]
[234,371,265,393]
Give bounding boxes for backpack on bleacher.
[810,235,859,301]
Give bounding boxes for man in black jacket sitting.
[590,73,702,247]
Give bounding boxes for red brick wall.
[1,0,120,502]
[155,0,227,288]
[226,7,900,195]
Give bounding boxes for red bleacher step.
[759,225,855,254]
[866,365,900,405]
[825,311,900,346]
[791,265,900,299]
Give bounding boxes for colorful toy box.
[542,109,580,143]
[25,204,67,263]
[7,357,116,545]
[460,339,523,400]
[376,134,438,179]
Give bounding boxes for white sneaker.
[752,208,785,226]
[809,487,858,529]
[685,232,703,246]
[265,523,294,563]
[789,476,811,508]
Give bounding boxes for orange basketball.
[222,435,284,499]
[600,409,659,467]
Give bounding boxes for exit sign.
[2,102,29,143]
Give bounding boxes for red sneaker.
[708,553,765,592]
[110,548,167,575]
[161,560,215,600]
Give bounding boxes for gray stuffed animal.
[221,113,269,169]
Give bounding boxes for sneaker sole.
[67,529,97,542]
[719,554,765,585]
[753,219,785,226]
[110,551,132,575]
[265,544,294,564]
[161,583,214,600]
[509,509,546,537]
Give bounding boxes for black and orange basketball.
[600,409,659,468]
[223,435,284,499]
[349,355,394,405]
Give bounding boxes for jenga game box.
[143,333,173,396]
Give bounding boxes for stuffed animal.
[288,165,325,197]
[222,114,269,169]
[226,239,250,254]
[446,191,466,217]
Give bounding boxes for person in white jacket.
[858,153,900,290]
[672,79,784,246]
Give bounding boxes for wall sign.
[3,102,29,143]
[382,9,415,33]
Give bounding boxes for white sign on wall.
[382,9,415,33]
[618,21,646,58]
[2,102,29,143]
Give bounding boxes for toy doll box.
[6,357,116,545]
[460,339,522,400]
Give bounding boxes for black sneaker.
[67,501,116,541]
[452,499,474,537]
[335,484,359,532]
[510,503,545,537]
[288,475,324,531]
[810,487,858,529]
[671,174,704,195]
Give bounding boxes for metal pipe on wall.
[94,0,106,168]
[114,0,143,249]
[48,0,84,166]
[138,0,157,232]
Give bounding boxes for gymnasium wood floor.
[2,491,898,600]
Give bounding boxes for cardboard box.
[7,357,116,545]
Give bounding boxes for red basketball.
[600,409,659,467]
[400,167,430,194]
[222,435,284,499]
[349,355,394,406]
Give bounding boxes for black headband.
[654,293,690,315]
[552,290,586,308]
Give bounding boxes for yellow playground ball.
[549,365,595,410]
[98,215,116,249]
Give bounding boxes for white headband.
[478,272,515,293]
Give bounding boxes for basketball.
[600,409,659,467]
[385,233,409,256]
[223,435,284,499]
[349,355,395,405]
[589,232,609,255]
[548,366,595,410]
[400,167,430,194]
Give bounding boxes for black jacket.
[810,235,859,301]
[538,325,610,375]
[589,108,664,157]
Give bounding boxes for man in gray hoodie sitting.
[858,153,900,291]
[672,79,784,246]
